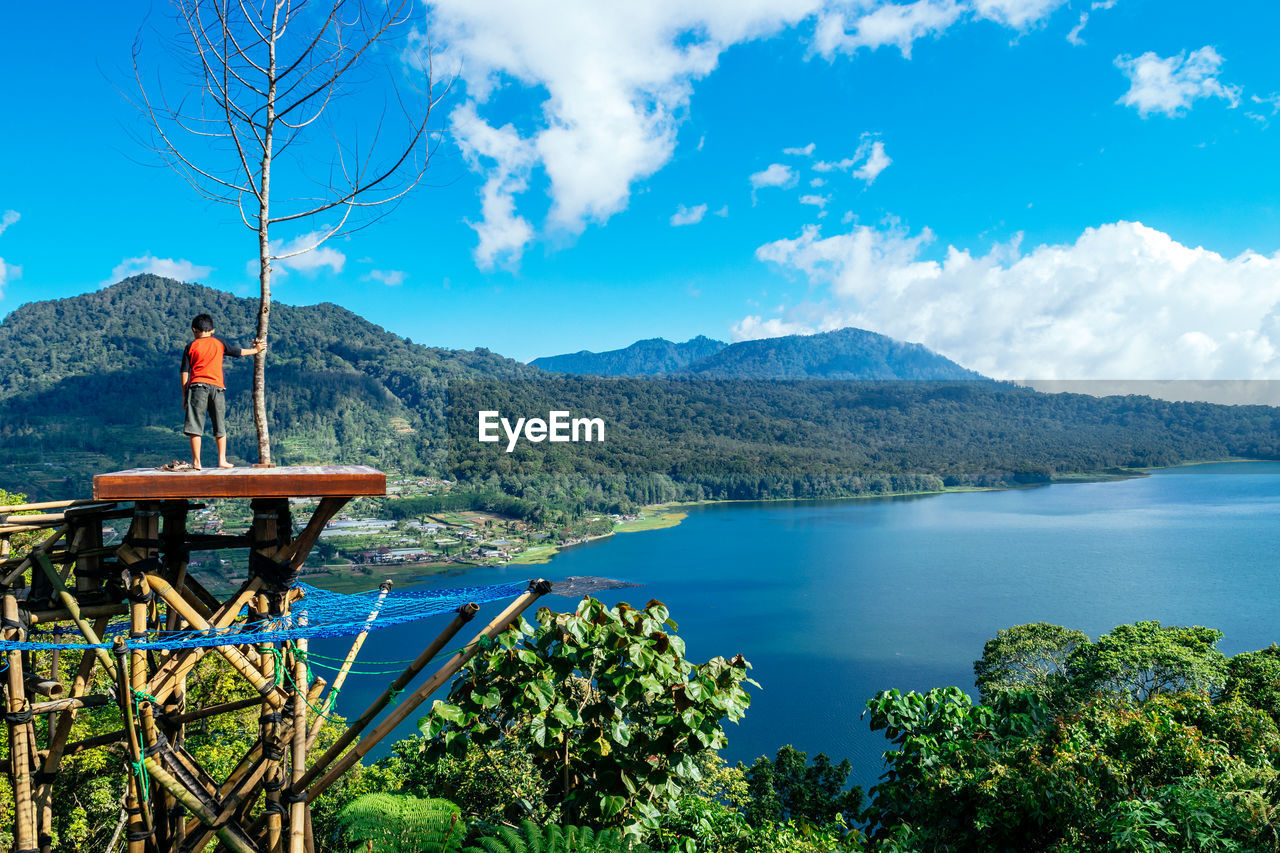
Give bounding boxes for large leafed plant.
[421,597,756,834]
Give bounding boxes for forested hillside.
[0,275,532,495]
[1,276,1277,506]
[532,335,727,376]
[681,327,985,380]
[448,376,1280,513]
[533,327,984,380]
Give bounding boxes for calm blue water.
[315,462,1280,789]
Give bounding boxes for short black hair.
[191,313,214,332]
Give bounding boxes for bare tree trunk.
[254,4,280,468]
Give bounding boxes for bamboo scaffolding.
[0,478,544,853]
[290,620,309,853]
[4,594,37,851]
[113,637,153,852]
[35,615,110,853]
[301,581,552,802]
[310,579,392,737]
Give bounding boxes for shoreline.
[315,457,1272,587]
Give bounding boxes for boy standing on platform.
[180,313,265,469]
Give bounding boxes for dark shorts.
[184,384,226,437]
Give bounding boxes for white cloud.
[732,314,815,339]
[424,2,1106,268]
[853,140,892,183]
[810,177,827,188]
[0,210,18,299]
[814,0,965,59]
[971,0,1068,30]
[714,205,730,218]
[783,142,816,156]
[799,194,830,208]
[750,163,798,190]
[0,259,18,298]
[1116,46,1241,118]
[109,255,213,285]
[427,1,820,263]
[750,220,1280,380]
[671,203,709,226]
[366,269,407,286]
[451,102,538,270]
[244,230,345,277]
[1066,14,1087,45]
[814,134,892,183]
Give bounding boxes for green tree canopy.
[421,598,756,834]
[973,622,1089,703]
[1067,620,1229,701]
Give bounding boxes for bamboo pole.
[302,581,551,801]
[290,622,309,853]
[0,498,105,514]
[35,616,110,853]
[142,757,258,853]
[22,673,63,698]
[4,594,37,851]
[260,593,284,853]
[183,679,326,853]
[295,602,479,794]
[1,526,69,585]
[145,576,266,701]
[129,572,169,849]
[32,552,118,680]
[26,601,129,624]
[112,637,152,852]
[144,574,283,708]
[310,580,392,738]
[29,694,110,714]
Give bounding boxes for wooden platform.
[93,464,386,500]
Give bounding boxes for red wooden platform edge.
[92,465,387,501]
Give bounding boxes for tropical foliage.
[420,597,756,834]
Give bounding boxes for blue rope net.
[1,580,531,652]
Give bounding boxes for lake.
[315,461,1280,789]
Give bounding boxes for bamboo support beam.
[295,602,479,795]
[144,574,283,708]
[184,679,326,853]
[260,593,284,853]
[0,498,107,514]
[4,594,37,852]
[113,638,153,852]
[290,624,309,853]
[143,757,259,853]
[29,693,111,714]
[277,496,348,570]
[1,526,69,585]
[32,552,118,680]
[145,576,266,702]
[301,580,552,802]
[35,615,110,853]
[310,580,392,738]
[27,601,130,624]
[23,673,64,698]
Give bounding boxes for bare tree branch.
[131,0,436,465]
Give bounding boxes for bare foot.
[218,460,235,469]
[192,463,203,470]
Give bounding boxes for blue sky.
[2,0,1279,379]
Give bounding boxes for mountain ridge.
[531,328,984,381]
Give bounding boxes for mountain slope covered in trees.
[0,275,532,495]
[1,276,1277,506]
[534,327,984,380]
[531,335,727,376]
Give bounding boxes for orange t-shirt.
[181,337,247,389]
